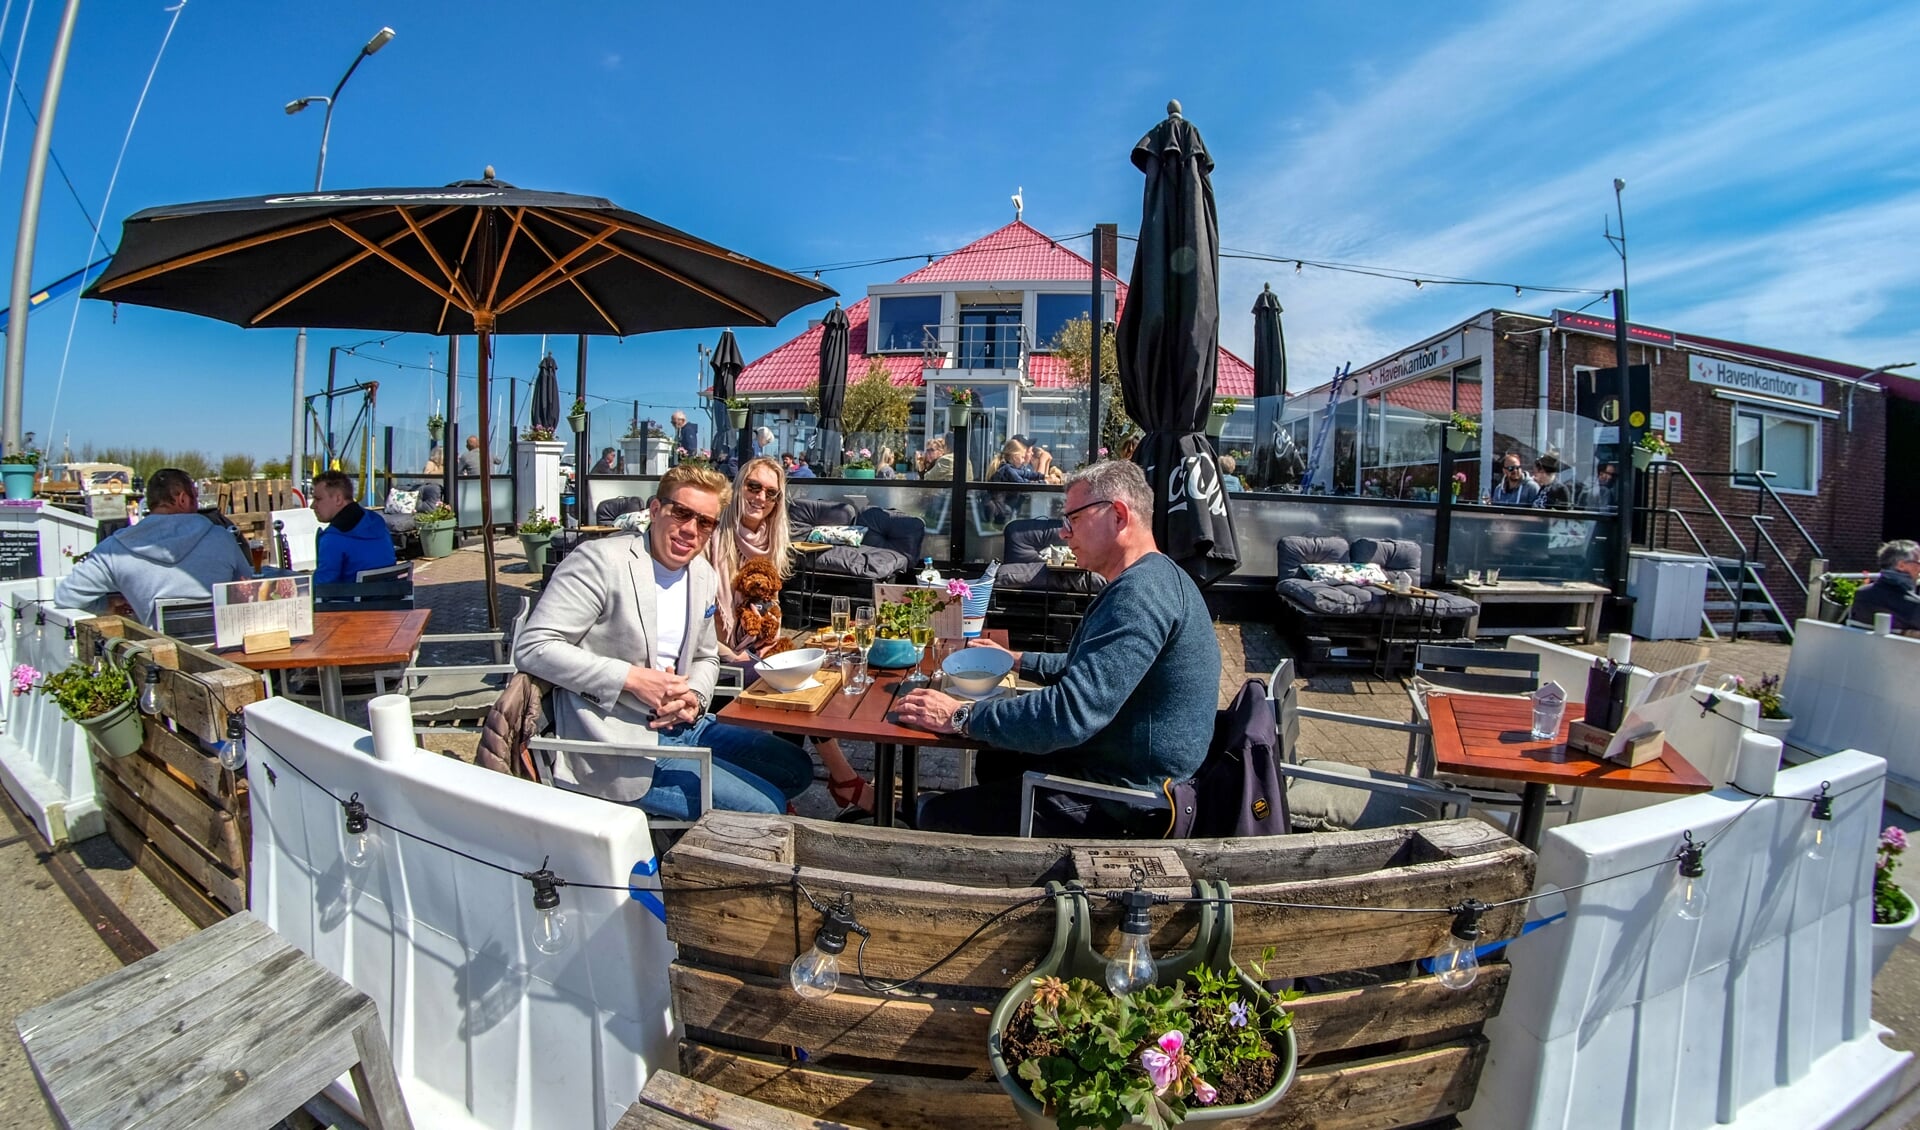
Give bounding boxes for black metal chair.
[314,562,415,613]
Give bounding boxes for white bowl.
[941,648,1016,696]
[757,647,827,692]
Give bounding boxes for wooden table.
[1426,692,1712,848]
[717,631,1009,826]
[1453,579,1610,643]
[227,609,431,719]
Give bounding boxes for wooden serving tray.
[739,668,843,712]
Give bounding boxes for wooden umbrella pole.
[474,318,501,629]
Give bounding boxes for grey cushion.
[1277,535,1350,579]
[595,496,648,525]
[1277,577,1384,615]
[409,671,507,720]
[1389,591,1480,617]
[1286,759,1450,831]
[997,561,1106,594]
[1003,518,1065,564]
[856,507,925,560]
[788,498,858,532]
[1351,537,1422,574]
[807,544,911,580]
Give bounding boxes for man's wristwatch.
[949,702,973,736]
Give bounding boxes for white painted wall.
[245,696,675,1130]
[1782,619,1920,815]
[513,439,565,528]
[1468,749,1909,1130]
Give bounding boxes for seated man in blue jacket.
[897,460,1220,836]
[311,470,397,584]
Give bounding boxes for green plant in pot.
[868,585,958,667]
[842,447,876,479]
[726,396,750,430]
[1633,430,1670,470]
[1206,398,1236,438]
[989,880,1298,1130]
[426,412,445,442]
[22,647,143,759]
[415,502,457,558]
[517,506,560,573]
[568,397,589,433]
[1444,412,1479,453]
[0,447,40,500]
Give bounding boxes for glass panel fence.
[455,476,517,528]
[1445,506,1613,585]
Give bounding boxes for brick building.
[1288,308,1889,623]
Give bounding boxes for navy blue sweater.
[968,552,1219,789]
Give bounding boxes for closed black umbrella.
[1115,101,1239,586]
[86,170,833,624]
[1251,282,1292,489]
[816,302,849,471]
[530,353,561,430]
[710,329,745,464]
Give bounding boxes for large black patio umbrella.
[709,329,745,465]
[530,352,561,430]
[86,170,833,624]
[1114,101,1240,586]
[1250,283,1294,489]
[815,302,849,471]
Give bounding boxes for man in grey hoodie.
[56,468,255,626]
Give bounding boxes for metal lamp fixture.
[791,893,867,999]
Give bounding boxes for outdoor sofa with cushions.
[382,482,444,557]
[1274,534,1478,670]
[784,498,926,619]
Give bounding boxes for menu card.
[212,575,313,650]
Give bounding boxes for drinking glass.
[830,596,850,640]
[1466,569,1483,585]
[904,622,935,687]
[852,605,875,688]
[838,648,862,694]
[1530,697,1566,741]
[1485,568,1501,584]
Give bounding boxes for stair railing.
[1646,460,1795,641]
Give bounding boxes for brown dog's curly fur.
[734,557,792,657]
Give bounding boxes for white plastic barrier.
[0,584,103,844]
[270,506,321,572]
[246,695,674,1130]
[1569,686,1758,824]
[1782,618,1920,814]
[1468,747,1909,1130]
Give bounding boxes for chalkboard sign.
[0,528,39,581]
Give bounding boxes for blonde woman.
[708,456,874,812]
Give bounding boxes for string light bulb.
[342,793,376,870]
[215,714,247,771]
[526,862,575,956]
[139,666,162,715]
[35,610,45,643]
[1675,832,1708,920]
[791,893,865,999]
[1413,279,1425,290]
[1106,879,1159,996]
[1435,900,1485,990]
[1294,260,1303,274]
[89,638,105,675]
[1803,782,1834,861]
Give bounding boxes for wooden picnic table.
[1426,692,1712,848]
[227,609,431,719]
[717,631,1010,826]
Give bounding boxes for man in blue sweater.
[899,460,1220,836]
[311,470,396,584]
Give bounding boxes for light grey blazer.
[511,532,721,803]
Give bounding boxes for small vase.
[1,462,35,499]
[866,637,921,669]
[1872,885,1917,979]
[77,699,143,759]
[1756,716,1793,743]
[417,518,456,559]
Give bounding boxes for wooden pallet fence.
[214,479,297,538]
[660,814,1535,1130]
[77,616,266,927]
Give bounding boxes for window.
[1733,407,1817,493]
[871,295,941,352]
[1033,293,1093,349]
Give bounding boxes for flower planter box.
[1445,428,1475,453]
[1873,884,1917,979]
[843,468,876,480]
[75,699,144,760]
[416,518,456,559]
[661,813,1533,1130]
[1,462,36,499]
[519,533,554,573]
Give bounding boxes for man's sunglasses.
[657,498,720,536]
[743,481,780,500]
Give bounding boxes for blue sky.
[1,0,1915,465]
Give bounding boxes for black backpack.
[1167,678,1290,839]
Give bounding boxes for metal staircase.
[1644,460,1819,641]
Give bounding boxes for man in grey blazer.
[513,463,812,819]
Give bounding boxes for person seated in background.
[988,438,1051,484]
[1117,432,1142,462]
[1532,455,1575,509]
[1218,453,1244,492]
[753,426,776,458]
[310,470,397,584]
[423,447,444,476]
[1489,452,1538,506]
[1849,539,1920,635]
[513,463,814,819]
[1582,461,1618,509]
[588,447,620,476]
[898,461,1220,836]
[917,436,953,480]
[55,468,255,626]
[669,411,700,465]
[708,457,873,812]
[875,445,898,479]
[783,452,815,479]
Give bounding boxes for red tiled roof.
[738,222,1253,397]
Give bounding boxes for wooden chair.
[620,1070,869,1129]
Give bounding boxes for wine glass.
[852,605,876,687]
[903,621,936,688]
[830,596,851,640]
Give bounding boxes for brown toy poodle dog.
[734,557,792,658]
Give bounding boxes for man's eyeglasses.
[1503,464,1523,473]
[1061,498,1115,535]
[743,481,780,501]
[657,498,720,536]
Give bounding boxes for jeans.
[638,714,813,821]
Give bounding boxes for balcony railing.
[918,322,1032,374]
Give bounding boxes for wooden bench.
[661,813,1535,1129]
[1454,579,1610,643]
[619,1071,868,1129]
[16,911,413,1129]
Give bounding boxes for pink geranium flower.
[1139,1031,1184,1094]
[1193,1078,1218,1105]
[946,578,972,598]
[10,663,37,696]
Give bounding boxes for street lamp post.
[286,26,394,485]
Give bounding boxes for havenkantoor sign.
[1354,332,1464,394]
[1688,354,1824,406]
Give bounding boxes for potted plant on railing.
[726,396,750,431]
[1632,431,1670,470]
[1445,411,1479,453]
[949,387,977,408]
[517,507,560,573]
[1720,672,1791,741]
[18,650,142,759]
[843,449,877,479]
[0,447,40,500]
[415,502,457,559]
[426,413,445,444]
[1872,826,1915,978]
[567,398,589,435]
[1206,398,1237,439]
